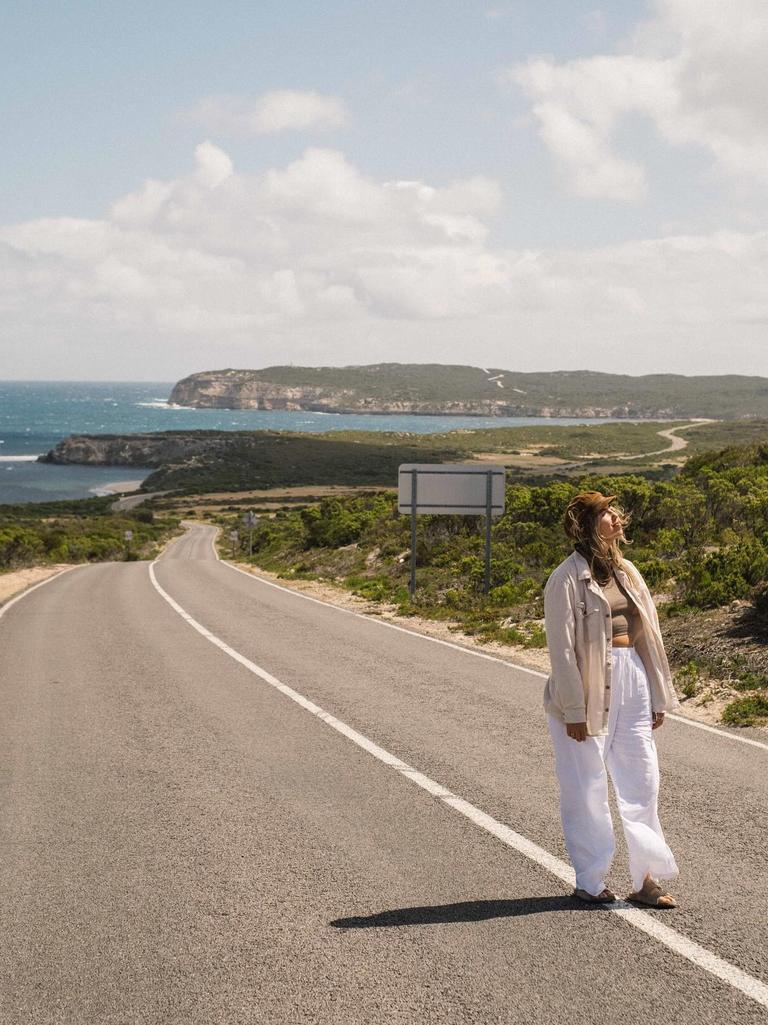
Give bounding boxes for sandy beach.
[97,480,145,495]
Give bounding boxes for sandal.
[572,886,617,904]
[626,878,678,908]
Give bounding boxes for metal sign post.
[398,464,505,597]
[484,469,493,595]
[242,510,258,558]
[410,472,418,597]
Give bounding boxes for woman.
[543,491,680,907]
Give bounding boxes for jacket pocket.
[578,603,604,640]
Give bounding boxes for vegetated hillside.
[39,430,463,492]
[139,434,465,493]
[169,364,768,418]
[0,497,179,569]
[682,441,768,474]
[41,423,678,495]
[218,443,768,727]
[40,420,768,495]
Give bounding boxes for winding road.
[1,524,766,1024]
[623,419,716,460]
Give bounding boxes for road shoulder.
[0,565,77,607]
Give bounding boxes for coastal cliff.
[168,368,524,415]
[39,433,225,468]
[168,366,631,416]
[167,365,768,419]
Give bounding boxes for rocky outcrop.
[169,371,360,412]
[39,433,231,467]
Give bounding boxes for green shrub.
[680,539,768,608]
[348,575,393,602]
[497,625,525,644]
[129,508,155,524]
[524,622,547,648]
[0,502,177,571]
[632,556,671,589]
[488,580,537,606]
[675,661,700,699]
[301,494,394,549]
[0,526,44,567]
[721,694,768,727]
[751,580,768,618]
[733,672,768,692]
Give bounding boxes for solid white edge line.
[0,565,86,622]
[219,554,546,675]
[183,522,544,675]
[148,555,768,1012]
[665,713,768,751]
[196,524,768,754]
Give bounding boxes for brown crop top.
[602,573,643,644]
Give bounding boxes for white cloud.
[187,90,349,136]
[1,144,767,378]
[194,141,233,187]
[506,0,768,201]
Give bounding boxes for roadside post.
[242,510,258,558]
[398,464,505,597]
[229,529,239,559]
[123,529,133,560]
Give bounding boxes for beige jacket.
[543,550,680,736]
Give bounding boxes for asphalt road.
[1,524,766,1025]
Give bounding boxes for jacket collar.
[570,549,634,591]
[571,550,593,580]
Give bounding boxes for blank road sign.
[398,464,506,516]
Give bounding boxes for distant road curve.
[629,418,717,459]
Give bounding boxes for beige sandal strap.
[629,880,676,906]
[644,881,665,901]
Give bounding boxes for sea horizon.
[0,379,647,505]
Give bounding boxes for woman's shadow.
[330,894,613,929]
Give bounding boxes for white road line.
[185,521,543,675]
[665,713,768,751]
[0,566,85,622]
[211,534,768,753]
[183,524,768,753]
[221,556,547,677]
[148,557,768,1012]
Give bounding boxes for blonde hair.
[565,500,632,584]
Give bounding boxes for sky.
[2,0,767,380]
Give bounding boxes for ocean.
[0,380,617,504]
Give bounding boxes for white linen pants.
[547,647,679,895]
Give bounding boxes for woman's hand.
[566,722,588,742]
[652,712,665,730]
